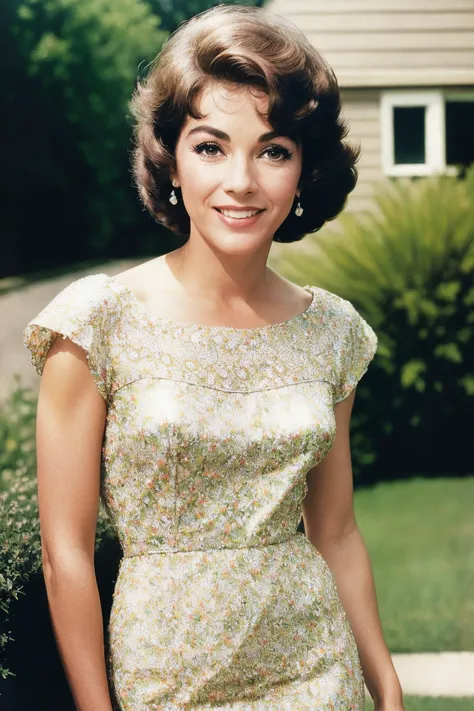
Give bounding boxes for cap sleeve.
[22,274,111,402]
[332,299,378,404]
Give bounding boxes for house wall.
[339,89,383,214]
[265,0,474,87]
[265,0,474,213]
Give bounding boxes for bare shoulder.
[271,274,315,310]
[40,335,106,415]
[112,255,172,297]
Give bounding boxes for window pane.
[393,106,425,164]
[446,101,474,167]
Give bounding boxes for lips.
[214,207,266,228]
[214,208,265,215]
[214,206,265,211]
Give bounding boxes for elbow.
[323,521,360,551]
[41,544,94,583]
[304,515,359,551]
[41,548,53,580]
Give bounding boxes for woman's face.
[170,81,303,255]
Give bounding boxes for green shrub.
[0,381,117,683]
[278,167,474,482]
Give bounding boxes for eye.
[191,142,223,159]
[191,142,293,162]
[262,145,293,162]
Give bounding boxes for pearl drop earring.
[169,180,178,205]
[295,193,303,217]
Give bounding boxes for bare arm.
[36,335,113,711]
[302,389,404,709]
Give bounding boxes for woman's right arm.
[36,334,113,711]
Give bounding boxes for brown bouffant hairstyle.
[130,4,360,243]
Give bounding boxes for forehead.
[185,81,271,127]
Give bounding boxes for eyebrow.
[185,125,292,143]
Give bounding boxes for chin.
[210,231,271,252]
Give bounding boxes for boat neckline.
[99,273,316,333]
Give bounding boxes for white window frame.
[380,90,474,178]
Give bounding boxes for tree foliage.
[2,0,167,276]
[147,0,264,33]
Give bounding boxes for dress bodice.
[23,273,378,558]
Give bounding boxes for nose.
[221,151,259,195]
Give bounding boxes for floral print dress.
[23,272,377,711]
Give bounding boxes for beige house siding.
[339,86,474,213]
[265,0,474,214]
[266,0,474,87]
[340,89,383,213]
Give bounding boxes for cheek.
[179,174,214,211]
[267,185,298,215]
[181,167,215,203]
[264,169,299,202]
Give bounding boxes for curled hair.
[130,4,360,243]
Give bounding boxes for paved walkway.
[369,652,474,698]
[0,259,142,404]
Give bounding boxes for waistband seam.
[122,533,301,558]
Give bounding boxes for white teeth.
[218,209,260,218]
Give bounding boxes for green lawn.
[354,477,474,652]
[364,697,474,711]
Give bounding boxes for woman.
[23,4,404,710]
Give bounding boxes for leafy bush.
[0,381,117,685]
[277,167,474,482]
[3,0,169,278]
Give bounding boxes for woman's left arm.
[302,388,405,711]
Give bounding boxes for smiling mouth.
[214,208,265,218]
